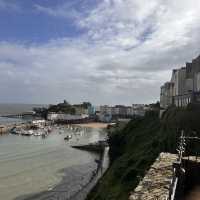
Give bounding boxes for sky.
[0,0,200,105]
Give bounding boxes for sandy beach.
[76,122,109,129]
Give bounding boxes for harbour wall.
[0,124,15,134]
[0,122,31,134]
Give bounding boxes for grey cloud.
[1,0,200,105]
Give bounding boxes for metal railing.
[169,130,200,200]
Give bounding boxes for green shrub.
[87,105,200,200]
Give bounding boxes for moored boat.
[64,135,72,141]
[21,130,32,136]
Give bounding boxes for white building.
[170,68,187,96]
[99,104,147,118]
[47,113,88,121]
[160,82,174,108]
[160,55,200,109]
[32,119,46,128]
[126,107,134,116]
[100,105,112,115]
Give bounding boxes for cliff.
[86,104,200,200]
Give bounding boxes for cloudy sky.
[0,0,200,105]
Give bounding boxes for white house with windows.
[160,55,200,109]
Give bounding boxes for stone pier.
[0,125,11,134]
[0,122,30,134]
[129,153,177,200]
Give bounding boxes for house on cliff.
[160,55,200,109]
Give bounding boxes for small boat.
[47,127,52,133]
[34,130,44,136]
[64,135,72,141]
[95,159,101,164]
[10,128,20,135]
[28,130,34,135]
[21,130,32,136]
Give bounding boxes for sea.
[0,103,46,116]
[0,103,45,126]
[0,104,109,200]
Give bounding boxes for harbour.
[0,120,109,200]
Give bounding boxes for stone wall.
[129,153,177,200]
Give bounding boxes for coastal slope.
[86,104,200,200]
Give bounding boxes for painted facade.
[99,104,147,120]
[160,55,200,108]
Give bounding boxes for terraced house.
[160,55,200,108]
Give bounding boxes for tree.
[82,102,92,109]
[33,107,48,119]
[63,100,70,105]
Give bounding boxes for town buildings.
[47,113,89,122]
[46,101,149,123]
[99,104,147,122]
[160,55,200,108]
[46,101,95,122]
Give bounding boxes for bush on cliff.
[87,104,200,200]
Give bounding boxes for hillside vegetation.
[87,104,200,200]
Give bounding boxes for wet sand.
[76,122,109,129]
[183,186,200,200]
[14,147,110,200]
[0,126,107,200]
[14,162,98,200]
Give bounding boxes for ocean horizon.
[0,104,47,115]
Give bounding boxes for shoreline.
[8,123,110,200]
[75,122,110,129]
[14,162,97,200]
[14,147,109,200]
[0,122,26,134]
